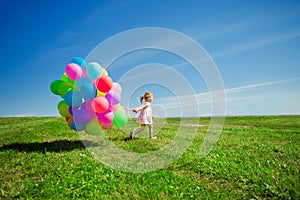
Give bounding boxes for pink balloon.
[66,63,82,80]
[111,82,122,93]
[97,109,114,124]
[102,123,113,130]
[110,104,119,112]
[92,96,109,113]
[82,67,88,78]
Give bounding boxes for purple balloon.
[105,91,121,106]
[74,107,93,125]
[69,106,80,115]
[83,101,95,116]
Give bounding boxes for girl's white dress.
[136,102,153,125]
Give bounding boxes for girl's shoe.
[151,136,157,139]
[130,132,134,140]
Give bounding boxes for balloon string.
[122,106,133,111]
[122,106,136,119]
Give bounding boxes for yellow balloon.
[57,101,71,117]
[97,90,106,97]
[102,68,108,76]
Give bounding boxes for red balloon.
[92,96,109,113]
[96,75,113,93]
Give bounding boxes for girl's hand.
[132,103,148,113]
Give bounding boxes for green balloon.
[50,80,64,95]
[57,100,71,117]
[58,82,74,97]
[112,106,128,128]
[62,73,75,85]
[57,100,65,109]
[86,118,102,135]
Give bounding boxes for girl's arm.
[133,103,148,113]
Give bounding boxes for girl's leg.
[131,125,145,138]
[148,124,155,139]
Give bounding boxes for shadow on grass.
[0,139,100,153]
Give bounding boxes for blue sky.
[0,0,300,117]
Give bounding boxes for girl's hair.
[140,91,153,103]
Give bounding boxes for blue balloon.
[71,57,87,68]
[76,78,96,100]
[64,91,83,107]
[76,78,92,89]
[86,62,103,80]
[71,120,86,131]
[80,84,97,100]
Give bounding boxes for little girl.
[130,91,156,140]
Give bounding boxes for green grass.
[0,116,299,199]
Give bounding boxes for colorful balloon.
[64,91,82,107]
[97,109,114,124]
[58,82,74,97]
[83,101,95,116]
[74,107,93,125]
[92,96,109,113]
[96,75,113,93]
[66,116,73,128]
[71,56,87,68]
[102,68,108,76]
[110,104,119,112]
[66,63,82,80]
[112,106,128,128]
[86,62,103,80]
[61,73,75,85]
[57,100,71,117]
[75,78,96,100]
[50,80,64,95]
[82,67,88,78]
[111,82,122,93]
[66,116,73,123]
[85,118,102,135]
[71,120,86,131]
[102,123,113,130]
[97,91,106,97]
[76,77,92,89]
[69,106,80,116]
[50,58,128,133]
[105,91,121,106]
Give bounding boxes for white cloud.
[10,112,37,117]
[225,77,300,94]
[155,77,300,117]
[212,30,300,58]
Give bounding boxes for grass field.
[0,116,299,199]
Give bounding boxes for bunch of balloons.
[50,57,128,134]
